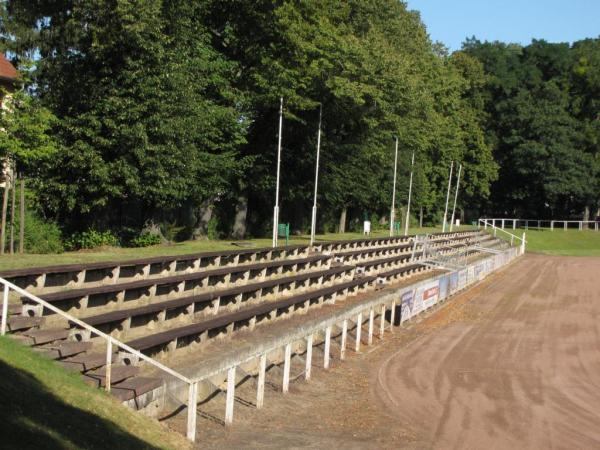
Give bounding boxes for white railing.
[0,277,200,442]
[480,218,599,231]
[478,219,526,254]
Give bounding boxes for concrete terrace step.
[84,365,140,387]
[39,341,93,359]
[23,328,69,345]
[7,316,44,331]
[60,352,113,372]
[110,376,164,402]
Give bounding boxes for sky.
[407,0,600,51]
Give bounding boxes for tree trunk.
[419,206,423,228]
[231,195,248,239]
[9,172,15,254]
[0,177,9,255]
[339,207,347,234]
[193,200,214,239]
[583,205,590,229]
[19,176,24,254]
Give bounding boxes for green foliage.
[129,232,162,248]
[0,89,60,172]
[65,230,119,251]
[463,38,600,218]
[18,211,64,254]
[207,216,220,240]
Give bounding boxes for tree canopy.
[0,1,597,243]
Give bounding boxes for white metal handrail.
[0,277,200,442]
[478,219,526,254]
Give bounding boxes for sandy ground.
[164,254,600,449]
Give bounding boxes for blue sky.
[407,0,600,51]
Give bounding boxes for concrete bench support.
[225,366,236,425]
[256,354,266,409]
[324,326,331,369]
[305,335,313,380]
[282,343,291,393]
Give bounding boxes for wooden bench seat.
[27,254,332,314]
[73,266,355,336]
[125,276,375,354]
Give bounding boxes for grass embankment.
[0,226,473,271]
[0,336,190,450]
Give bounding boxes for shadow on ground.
[0,359,160,450]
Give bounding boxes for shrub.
[65,229,119,251]
[207,216,219,240]
[129,232,162,248]
[19,211,64,254]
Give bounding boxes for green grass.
[521,228,600,256]
[0,226,474,271]
[0,336,190,450]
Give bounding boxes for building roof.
[0,54,18,82]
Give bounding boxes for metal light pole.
[310,105,323,247]
[449,164,462,232]
[389,137,399,237]
[272,97,284,248]
[404,150,415,236]
[442,160,454,232]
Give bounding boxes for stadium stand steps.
[1,230,503,413]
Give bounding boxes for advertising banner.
[474,263,484,280]
[449,272,459,294]
[412,287,425,315]
[422,281,440,309]
[400,289,414,322]
[439,275,449,301]
[458,269,468,290]
[467,266,475,284]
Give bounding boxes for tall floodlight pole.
[404,150,415,236]
[272,97,284,248]
[389,137,399,237]
[449,164,462,232]
[310,105,323,247]
[442,160,454,232]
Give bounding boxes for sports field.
[196,253,600,448]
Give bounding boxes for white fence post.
[390,300,396,331]
[355,312,362,352]
[324,326,331,369]
[368,309,374,345]
[1,284,8,336]
[105,340,112,392]
[225,366,236,425]
[282,343,291,393]
[379,305,386,338]
[305,335,313,380]
[340,320,347,360]
[256,354,266,409]
[186,382,198,441]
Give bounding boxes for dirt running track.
[192,254,600,449]
[376,254,600,449]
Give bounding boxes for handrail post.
[521,232,526,254]
[105,340,112,392]
[1,283,8,335]
[187,381,198,441]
